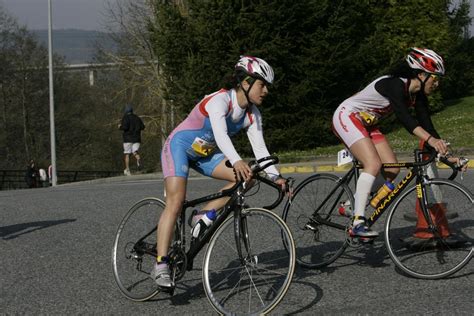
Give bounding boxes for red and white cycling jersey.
[340,76,410,121]
[332,76,411,148]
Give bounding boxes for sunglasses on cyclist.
[430,74,440,82]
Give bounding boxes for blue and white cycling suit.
[161,88,279,179]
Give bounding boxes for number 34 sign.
[337,149,353,166]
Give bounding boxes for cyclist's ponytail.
[221,70,250,90]
[389,61,421,79]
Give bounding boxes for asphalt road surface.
[1,170,472,314]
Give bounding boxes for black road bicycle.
[283,149,472,279]
[112,156,296,315]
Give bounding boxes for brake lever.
[459,157,469,168]
[459,157,469,180]
[285,177,295,192]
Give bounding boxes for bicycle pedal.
[304,222,316,231]
[347,236,375,247]
[350,235,377,242]
[157,284,176,295]
[359,237,375,244]
[347,237,361,247]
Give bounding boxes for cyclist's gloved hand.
[233,160,253,182]
[428,137,448,155]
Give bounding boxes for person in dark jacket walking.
[119,104,145,176]
[25,159,39,188]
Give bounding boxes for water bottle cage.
[191,219,208,239]
[190,210,217,239]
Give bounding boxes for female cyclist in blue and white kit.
[332,48,449,238]
[152,56,287,288]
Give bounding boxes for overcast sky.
[1,0,473,33]
[0,0,112,31]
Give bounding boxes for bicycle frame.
[180,183,245,264]
[134,157,286,271]
[366,161,418,226]
[310,150,444,231]
[181,170,288,267]
[112,154,299,313]
[132,182,245,266]
[368,151,446,229]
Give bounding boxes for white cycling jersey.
[340,76,409,120]
[332,76,412,148]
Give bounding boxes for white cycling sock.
[353,172,375,226]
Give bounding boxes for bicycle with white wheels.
[112,156,296,315]
[283,148,472,279]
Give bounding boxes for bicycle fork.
[417,178,444,238]
[233,192,256,266]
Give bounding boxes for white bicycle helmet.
[235,56,274,84]
[406,47,445,75]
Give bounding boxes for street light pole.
[48,0,58,186]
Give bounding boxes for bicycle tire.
[385,179,473,279]
[112,197,166,301]
[202,208,295,315]
[282,173,353,268]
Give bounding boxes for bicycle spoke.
[385,179,473,279]
[203,208,295,315]
[283,174,351,268]
[112,198,167,301]
[218,268,245,306]
[209,264,243,292]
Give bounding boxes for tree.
[0,4,127,172]
[147,0,472,153]
[442,0,473,98]
[0,6,50,168]
[91,0,177,170]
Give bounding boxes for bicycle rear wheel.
[112,197,165,301]
[203,208,295,315]
[385,179,473,279]
[282,173,353,268]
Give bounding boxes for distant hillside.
[32,29,117,64]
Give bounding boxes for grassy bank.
[277,96,474,163]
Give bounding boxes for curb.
[280,159,474,174]
[58,155,473,186]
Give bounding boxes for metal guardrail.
[0,170,122,191]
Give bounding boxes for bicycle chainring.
[169,245,187,281]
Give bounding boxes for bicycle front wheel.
[112,197,165,301]
[385,179,473,279]
[203,208,295,315]
[282,173,353,268]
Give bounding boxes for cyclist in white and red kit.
[332,48,449,238]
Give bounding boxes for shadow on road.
[0,219,76,240]
[282,268,324,315]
